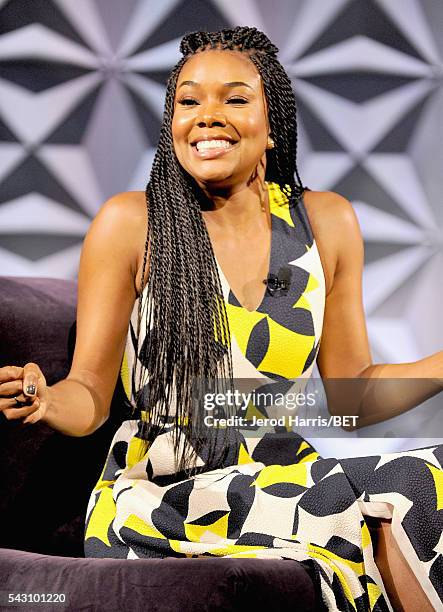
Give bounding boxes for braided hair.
[133,26,309,475]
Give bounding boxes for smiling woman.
[172,52,269,186]
[172,49,277,314]
[2,25,442,612]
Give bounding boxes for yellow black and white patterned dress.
[84,182,443,611]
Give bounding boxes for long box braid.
[132,27,310,475]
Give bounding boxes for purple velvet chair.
[0,276,319,611]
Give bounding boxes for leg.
[368,518,434,612]
[340,446,443,608]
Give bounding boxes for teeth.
[196,139,233,151]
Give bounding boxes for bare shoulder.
[99,190,146,222]
[302,190,362,295]
[303,189,358,229]
[92,190,148,295]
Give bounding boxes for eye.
[227,97,248,104]
[178,98,199,106]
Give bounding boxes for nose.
[196,104,227,128]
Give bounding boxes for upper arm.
[67,191,147,421]
[316,192,373,380]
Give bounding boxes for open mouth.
[193,139,236,152]
[190,138,239,159]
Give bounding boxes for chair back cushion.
[0,276,127,556]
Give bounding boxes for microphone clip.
[263,272,290,297]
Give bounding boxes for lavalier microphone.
[263,266,292,296]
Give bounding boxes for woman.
[0,27,442,611]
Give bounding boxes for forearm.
[346,351,443,429]
[359,351,443,423]
[42,378,107,436]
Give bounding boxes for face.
[172,49,269,190]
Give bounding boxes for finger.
[2,397,40,421]
[10,393,32,407]
[0,379,24,397]
[23,408,43,425]
[0,393,32,411]
[0,366,24,384]
[0,395,31,411]
[22,363,41,398]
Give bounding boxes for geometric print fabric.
[85,180,443,610]
[1,0,443,374]
[84,424,443,610]
[2,0,443,445]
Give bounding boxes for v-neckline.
[211,182,274,314]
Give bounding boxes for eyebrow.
[178,80,254,90]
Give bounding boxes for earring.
[267,136,275,149]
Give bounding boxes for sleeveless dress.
[84,182,443,611]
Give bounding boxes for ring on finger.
[13,396,28,408]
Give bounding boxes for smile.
[191,139,238,159]
[196,139,233,151]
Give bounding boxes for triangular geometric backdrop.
[1,0,443,448]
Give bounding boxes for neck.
[200,181,269,231]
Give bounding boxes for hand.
[0,363,48,425]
